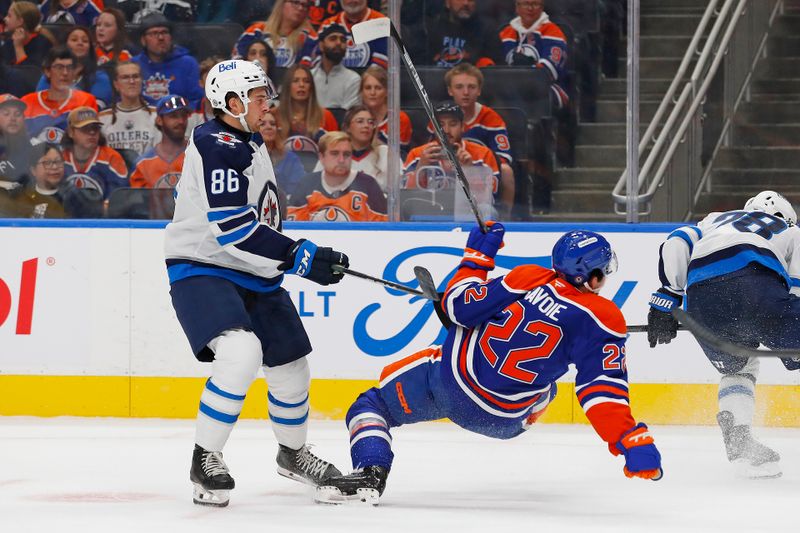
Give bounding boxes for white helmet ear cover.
[205,60,276,132]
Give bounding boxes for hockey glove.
[614,423,663,481]
[462,222,505,270]
[279,239,349,286]
[647,288,682,348]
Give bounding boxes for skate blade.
[315,486,380,506]
[192,483,230,507]
[277,466,318,487]
[733,459,782,479]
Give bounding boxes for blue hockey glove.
[279,239,349,286]
[647,288,682,348]
[462,222,505,270]
[615,423,663,481]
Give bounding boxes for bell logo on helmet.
[218,62,237,72]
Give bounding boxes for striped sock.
[348,412,393,470]
[268,391,309,450]
[195,378,246,451]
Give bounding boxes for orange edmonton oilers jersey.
[426,104,512,164]
[403,139,500,194]
[377,110,413,148]
[287,170,387,222]
[285,108,340,149]
[22,89,98,144]
[130,146,186,189]
[441,262,636,449]
[95,46,132,66]
[63,145,128,199]
[304,9,388,69]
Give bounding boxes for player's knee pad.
[208,328,263,396]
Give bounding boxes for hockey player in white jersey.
[648,191,800,478]
[164,59,349,506]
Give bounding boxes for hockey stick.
[413,265,454,329]
[673,308,800,360]
[628,324,687,333]
[331,264,432,299]
[352,18,488,233]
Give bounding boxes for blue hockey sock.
[346,389,395,470]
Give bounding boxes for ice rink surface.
[0,417,796,532]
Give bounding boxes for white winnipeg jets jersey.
[658,210,800,296]
[164,118,293,290]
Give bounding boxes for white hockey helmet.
[205,59,277,132]
[744,190,797,226]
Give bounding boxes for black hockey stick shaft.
[332,264,431,299]
[387,23,488,234]
[627,324,687,333]
[413,266,455,329]
[673,307,800,359]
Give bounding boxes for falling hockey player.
[164,59,349,506]
[316,223,663,505]
[648,190,800,479]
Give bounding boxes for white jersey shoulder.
[659,210,800,294]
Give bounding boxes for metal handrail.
[612,0,724,205]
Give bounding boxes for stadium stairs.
[541,0,708,222]
[694,0,800,216]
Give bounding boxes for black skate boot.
[717,411,781,479]
[190,444,235,507]
[315,466,389,506]
[276,444,342,486]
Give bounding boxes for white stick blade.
[352,18,391,44]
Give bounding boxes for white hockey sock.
[718,357,758,427]
[195,329,262,451]
[263,358,310,450]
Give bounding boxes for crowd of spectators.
[0,0,622,221]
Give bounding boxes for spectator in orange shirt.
[277,64,339,151]
[404,101,502,216]
[21,46,98,144]
[94,8,132,66]
[360,66,412,154]
[1,1,53,67]
[130,94,190,189]
[288,131,386,222]
[61,105,128,200]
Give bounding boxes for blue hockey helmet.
[551,230,617,287]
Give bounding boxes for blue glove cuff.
[649,290,680,312]
[286,240,318,277]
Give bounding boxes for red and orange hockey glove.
[613,423,663,481]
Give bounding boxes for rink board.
[1,221,798,425]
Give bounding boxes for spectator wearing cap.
[132,12,204,109]
[130,95,190,189]
[21,46,98,144]
[403,100,503,215]
[0,94,34,189]
[233,0,317,69]
[62,105,129,200]
[99,61,159,155]
[40,0,101,27]
[1,1,54,66]
[306,0,388,69]
[311,23,361,110]
[420,0,501,68]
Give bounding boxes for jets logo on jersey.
[65,173,104,194]
[261,186,280,229]
[211,132,242,147]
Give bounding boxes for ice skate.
[276,444,341,486]
[717,411,781,479]
[315,465,389,506]
[190,444,235,507]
